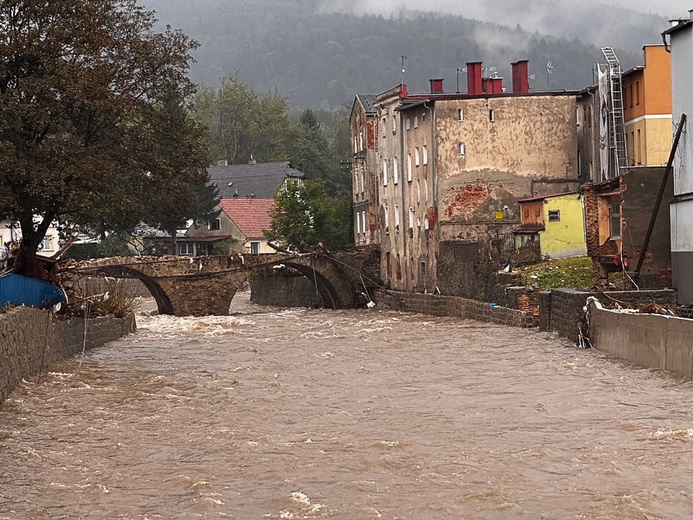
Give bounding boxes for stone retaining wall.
[0,307,135,404]
[249,273,322,308]
[374,290,536,328]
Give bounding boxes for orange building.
[622,45,672,167]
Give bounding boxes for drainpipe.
[399,107,407,259]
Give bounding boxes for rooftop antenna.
[401,55,407,85]
[456,66,466,93]
[546,60,553,90]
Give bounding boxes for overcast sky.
[318,0,691,20]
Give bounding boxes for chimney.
[512,60,529,93]
[483,77,504,94]
[399,84,408,97]
[466,62,483,95]
[430,78,444,94]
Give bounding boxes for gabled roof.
[356,94,377,115]
[219,198,274,239]
[208,161,303,199]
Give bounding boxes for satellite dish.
[547,61,553,74]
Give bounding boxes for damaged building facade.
[351,61,582,296]
[577,46,674,288]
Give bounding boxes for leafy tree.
[0,0,208,276]
[193,74,292,165]
[265,179,351,252]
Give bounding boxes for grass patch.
[517,256,593,290]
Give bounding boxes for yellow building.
[622,45,672,167]
[513,192,586,259]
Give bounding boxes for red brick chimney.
[466,62,483,95]
[483,77,503,94]
[512,60,529,93]
[430,78,444,94]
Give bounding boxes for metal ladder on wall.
[601,47,628,177]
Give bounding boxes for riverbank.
[0,306,135,405]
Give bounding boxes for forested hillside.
[142,0,668,109]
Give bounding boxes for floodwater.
[2,294,693,519]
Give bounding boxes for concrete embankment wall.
[540,288,677,343]
[374,290,536,328]
[588,301,693,379]
[0,307,135,404]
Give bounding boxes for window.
[354,136,358,152]
[635,81,640,105]
[383,159,388,186]
[180,243,194,256]
[414,116,418,128]
[523,207,529,218]
[209,218,221,230]
[360,171,365,194]
[356,213,361,234]
[629,84,633,108]
[386,252,392,277]
[250,241,260,254]
[458,142,465,155]
[359,131,363,151]
[41,235,53,252]
[535,207,541,217]
[548,209,560,222]
[392,115,396,134]
[408,207,414,229]
[417,179,421,203]
[422,145,428,165]
[393,157,399,185]
[362,211,367,236]
[394,205,400,228]
[383,205,389,230]
[406,118,411,130]
[382,117,387,137]
[407,153,412,182]
[576,106,580,127]
[458,108,464,121]
[415,147,420,166]
[489,109,495,122]
[424,178,429,202]
[422,112,426,122]
[610,202,621,239]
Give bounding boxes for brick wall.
[0,307,135,404]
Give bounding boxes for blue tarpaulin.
[0,273,66,309]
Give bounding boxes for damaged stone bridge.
[67,249,380,316]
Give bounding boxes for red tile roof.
[219,198,274,239]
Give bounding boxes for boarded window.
[548,210,560,222]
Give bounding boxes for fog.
[317,0,690,20]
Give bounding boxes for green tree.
[0,0,208,276]
[265,179,350,252]
[193,75,292,164]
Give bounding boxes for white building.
[663,11,693,304]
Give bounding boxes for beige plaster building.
[352,61,582,293]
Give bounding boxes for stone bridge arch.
[72,249,380,317]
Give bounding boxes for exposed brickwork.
[0,307,135,404]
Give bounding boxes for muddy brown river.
[2,294,693,519]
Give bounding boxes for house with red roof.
[178,161,303,256]
[181,197,276,255]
